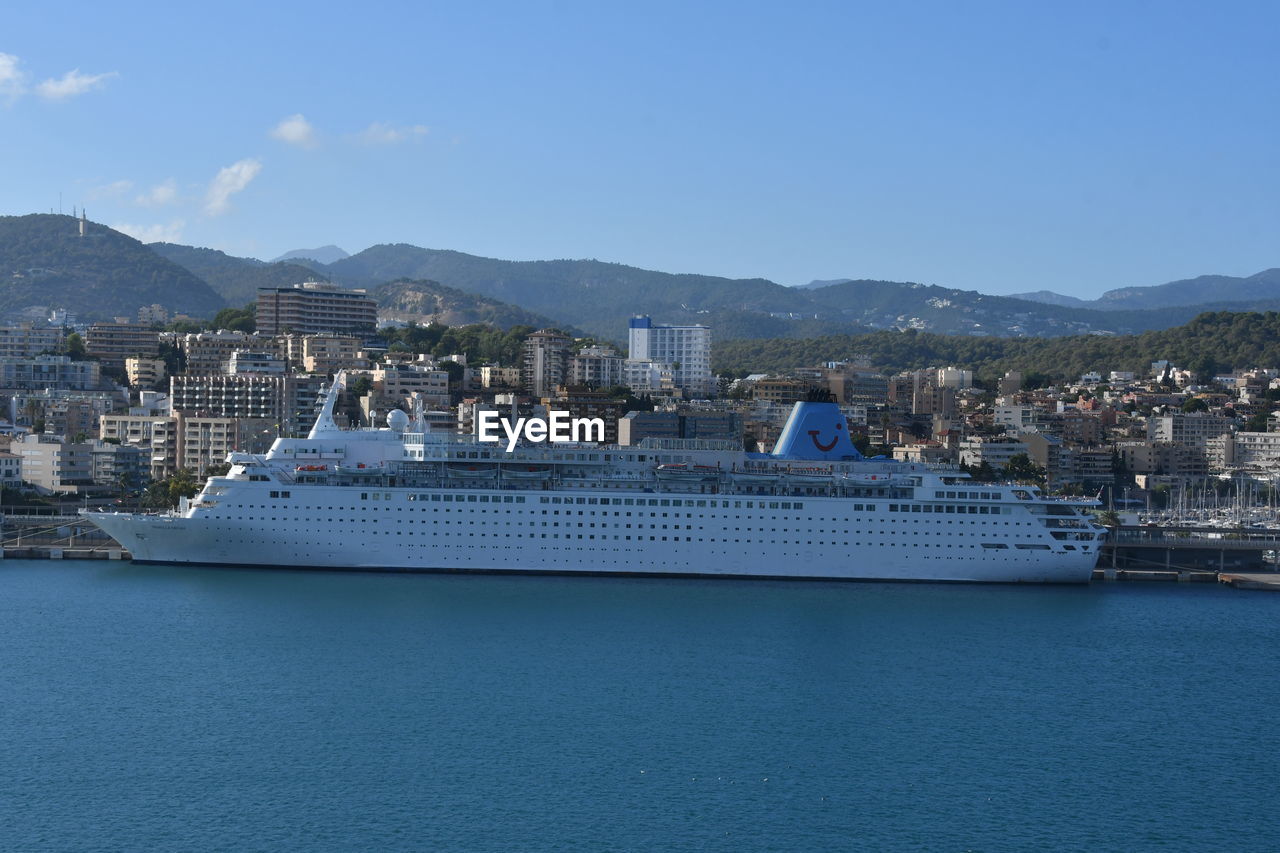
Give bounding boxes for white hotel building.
[627,316,713,397]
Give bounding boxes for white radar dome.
[387,409,410,432]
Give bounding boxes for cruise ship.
[86,379,1106,583]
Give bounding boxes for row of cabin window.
[890,504,1010,515]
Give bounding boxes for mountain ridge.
[0,214,225,321]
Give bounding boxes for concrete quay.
[1218,573,1280,591]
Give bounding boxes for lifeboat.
[447,465,498,479]
[731,470,781,484]
[841,473,895,486]
[502,465,553,480]
[655,463,721,481]
[784,467,834,484]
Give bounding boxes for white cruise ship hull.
[86,389,1105,584]
[88,486,1098,583]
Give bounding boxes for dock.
[1100,525,1280,573]
[1218,573,1280,591]
[2,511,128,560]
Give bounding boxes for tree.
[141,469,201,509]
[212,305,256,333]
[1245,411,1271,433]
[64,332,86,359]
[1181,396,1209,413]
[1003,453,1046,484]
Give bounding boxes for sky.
[2,1,1277,298]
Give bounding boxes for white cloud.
[205,158,262,216]
[358,121,429,145]
[135,179,178,207]
[269,113,316,147]
[88,179,134,200]
[35,68,117,100]
[0,52,28,101]
[112,219,186,244]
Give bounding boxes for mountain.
[323,244,822,339]
[1094,269,1280,310]
[1006,290,1091,308]
[318,243,1280,341]
[0,214,225,321]
[796,278,854,290]
[150,243,325,308]
[1010,269,1280,312]
[272,245,350,265]
[373,279,562,329]
[713,311,1280,382]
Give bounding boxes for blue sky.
[2,1,1276,298]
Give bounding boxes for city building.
[0,356,103,391]
[569,345,625,388]
[91,442,150,491]
[617,411,742,446]
[521,329,570,397]
[627,316,713,396]
[169,374,326,437]
[180,331,275,375]
[15,434,97,494]
[257,282,378,336]
[84,321,160,369]
[0,325,64,359]
[278,334,369,374]
[125,357,167,389]
[0,450,21,488]
[371,363,451,408]
[100,412,277,478]
[1146,414,1235,446]
[228,351,288,375]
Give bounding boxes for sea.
[2,559,1277,852]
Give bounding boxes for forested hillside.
[713,312,1280,384]
[0,214,225,320]
[149,243,324,307]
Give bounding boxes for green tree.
[142,469,201,509]
[213,305,256,333]
[1181,396,1209,413]
[1245,411,1271,432]
[64,331,86,359]
[1003,453,1046,484]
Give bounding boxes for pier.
[1100,525,1280,573]
[2,510,127,560]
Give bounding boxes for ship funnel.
[771,391,863,461]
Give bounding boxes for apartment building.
[257,282,377,336]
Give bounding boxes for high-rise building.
[521,329,570,397]
[84,321,160,369]
[0,325,64,359]
[180,331,276,374]
[569,345,625,388]
[257,282,378,336]
[169,374,326,437]
[627,316,712,396]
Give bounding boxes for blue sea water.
[1,560,1278,852]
